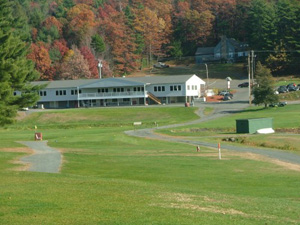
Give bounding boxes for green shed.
[236,118,273,134]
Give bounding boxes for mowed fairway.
[0,107,300,224]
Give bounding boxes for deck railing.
[79,91,146,99]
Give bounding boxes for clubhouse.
[29,75,206,109]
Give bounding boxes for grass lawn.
[1,107,300,224]
[159,104,300,153]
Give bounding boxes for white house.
[29,75,205,109]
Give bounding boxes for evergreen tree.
[91,34,106,54]
[287,4,300,73]
[246,0,276,53]
[0,0,40,126]
[274,0,295,49]
[252,62,279,108]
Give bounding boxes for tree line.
[1,0,299,125]
[5,0,300,80]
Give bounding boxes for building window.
[71,89,78,95]
[158,86,161,91]
[178,85,181,91]
[154,86,157,92]
[170,86,173,91]
[162,86,165,91]
[56,90,67,96]
[39,91,47,96]
[187,85,190,90]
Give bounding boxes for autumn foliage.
[20,0,300,80]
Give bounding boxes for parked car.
[238,82,249,88]
[223,94,232,101]
[286,83,298,91]
[218,90,230,96]
[153,62,169,68]
[286,83,296,88]
[269,101,287,107]
[287,85,298,92]
[224,93,233,99]
[277,85,288,93]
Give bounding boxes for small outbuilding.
[236,118,273,134]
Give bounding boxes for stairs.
[147,92,161,104]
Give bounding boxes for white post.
[98,59,102,79]
[218,143,221,160]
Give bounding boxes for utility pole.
[205,63,209,90]
[251,50,255,85]
[248,52,251,105]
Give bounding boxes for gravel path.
[125,80,300,165]
[19,141,62,173]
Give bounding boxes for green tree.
[37,26,60,43]
[0,0,40,126]
[274,0,295,48]
[252,62,279,108]
[246,0,276,53]
[168,40,183,59]
[91,34,106,54]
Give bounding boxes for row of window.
[71,89,81,95]
[133,87,144,92]
[98,87,144,93]
[56,90,66,96]
[187,85,198,90]
[154,86,165,92]
[17,85,197,97]
[39,91,47,96]
[170,85,182,91]
[154,85,182,92]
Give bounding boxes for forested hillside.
[10,0,300,80]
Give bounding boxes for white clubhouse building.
[29,75,205,108]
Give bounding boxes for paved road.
[19,141,62,173]
[126,80,300,165]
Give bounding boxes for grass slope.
[159,105,300,152]
[1,107,300,224]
